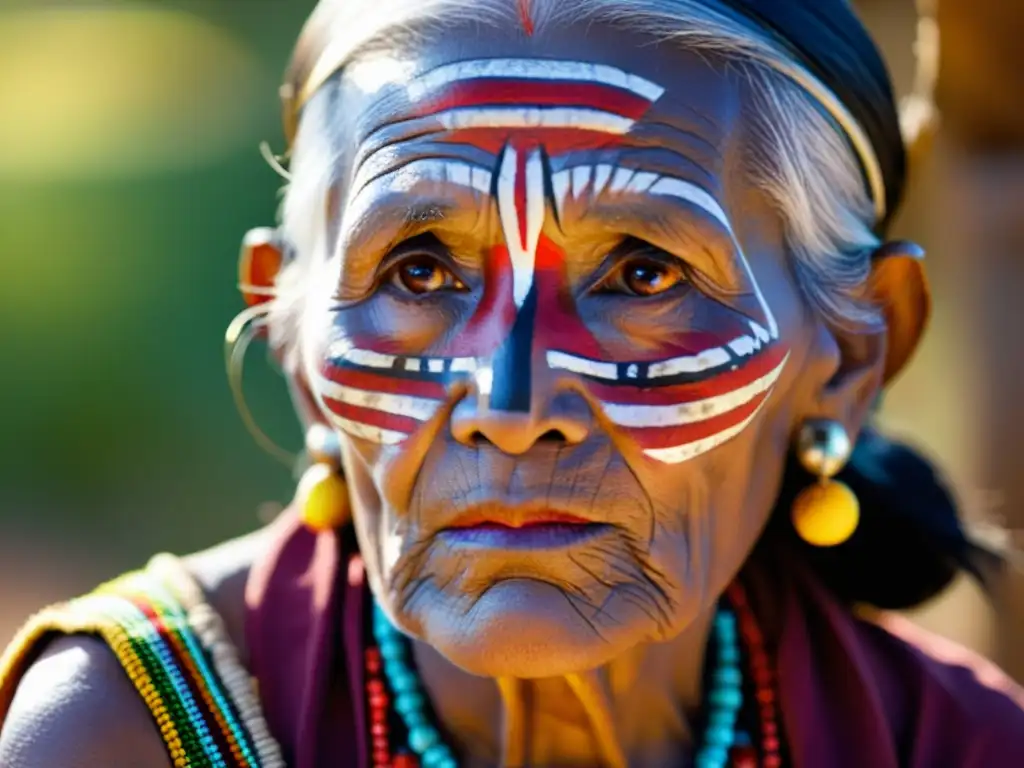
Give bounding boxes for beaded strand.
[372,605,458,768]
[694,608,746,768]
[727,583,783,768]
[365,646,394,768]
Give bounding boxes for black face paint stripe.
[487,287,537,413]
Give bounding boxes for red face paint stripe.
[620,392,770,450]
[321,399,422,435]
[437,129,626,156]
[585,344,789,405]
[420,80,653,120]
[320,365,449,399]
[518,0,534,35]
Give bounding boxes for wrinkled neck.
[412,609,715,767]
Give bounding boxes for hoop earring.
[791,419,860,547]
[296,424,350,532]
[224,304,297,468]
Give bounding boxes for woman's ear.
[870,240,931,384]
[238,227,284,307]
[808,241,930,440]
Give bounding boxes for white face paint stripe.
[496,147,545,308]
[326,342,477,375]
[407,59,665,102]
[648,347,732,378]
[643,397,770,465]
[349,158,492,210]
[546,350,619,380]
[546,323,772,382]
[317,378,442,421]
[329,345,397,369]
[437,107,635,135]
[322,414,408,446]
[600,353,788,428]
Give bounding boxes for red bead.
[373,748,391,765]
[764,756,782,768]
[367,678,385,695]
[756,687,776,705]
[372,722,388,737]
[729,745,758,768]
[393,754,420,768]
[366,648,382,673]
[369,693,389,710]
[762,721,778,737]
[764,736,780,753]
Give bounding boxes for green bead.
[707,709,736,729]
[698,745,729,766]
[421,744,454,767]
[717,643,740,664]
[379,639,405,661]
[395,691,425,716]
[389,668,419,694]
[403,708,428,729]
[708,687,742,709]
[409,725,440,753]
[713,667,742,687]
[705,723,733,747]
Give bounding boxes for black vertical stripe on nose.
[488,288,537,412]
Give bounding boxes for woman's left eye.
[600,255,686,297]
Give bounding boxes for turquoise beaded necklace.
[372,601,750,768]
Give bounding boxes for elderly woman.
[2,0,1023,766]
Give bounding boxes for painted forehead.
[339,34,741,208]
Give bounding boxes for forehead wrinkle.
[352,139,497,200]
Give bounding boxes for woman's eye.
[603,257,686,297]
[389,257,465,295]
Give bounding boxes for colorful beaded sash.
[0,555,284,768]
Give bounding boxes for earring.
[297,424,350,532]
[791,419,860,547]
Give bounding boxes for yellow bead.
[791,480,860,547]
[297,462,350,532]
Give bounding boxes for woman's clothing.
[3,509,1024,766]
[0,552,284,768]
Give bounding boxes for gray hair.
[271,0,884,365]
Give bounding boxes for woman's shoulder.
[857,608,1024,762]
[0,528,276,768]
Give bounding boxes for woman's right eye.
[388,255,465,295]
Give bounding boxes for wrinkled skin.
[292,18,893,683]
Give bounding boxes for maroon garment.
[246,511,1024,766]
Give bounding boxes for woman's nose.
[449,386,592,455]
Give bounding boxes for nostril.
[538,429,568,443]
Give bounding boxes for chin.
[417,578,652,679]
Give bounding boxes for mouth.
[440,509,610,549]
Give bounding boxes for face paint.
[313,57,789,463]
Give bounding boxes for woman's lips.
[440,510,609,549]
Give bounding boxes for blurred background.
[1,0,1023,679]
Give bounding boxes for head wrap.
[710,0,906,228]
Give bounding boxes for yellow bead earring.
[296,424,350,533]
[791,419,860,547]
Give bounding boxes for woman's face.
[296,20,860,677]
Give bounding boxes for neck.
[411,608,716,767]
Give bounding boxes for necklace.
[366,582,782,768]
